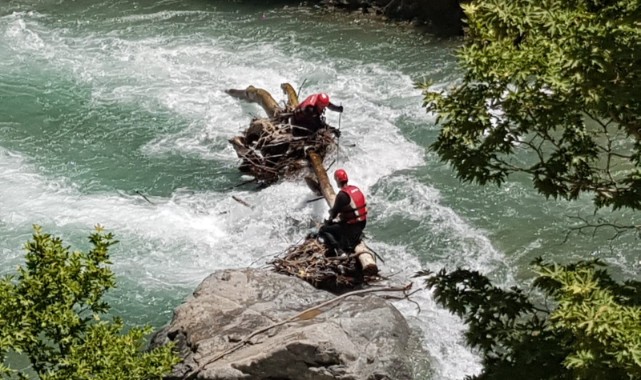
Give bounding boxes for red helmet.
[317,93,330,107]
[334,169,348,183]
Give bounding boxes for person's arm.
[327,102,344,113]
[327,191,349,220]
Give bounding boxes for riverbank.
[318,0,464,36]
[250,0,464,36]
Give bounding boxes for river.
[1,0,639,379]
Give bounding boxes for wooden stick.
[134,190,155,205]
[307,150,336,206]
[222,178,257,191]
[280,82,300,108]
[225,86,282,118]
[232,196,253,209]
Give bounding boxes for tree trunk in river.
[307,151,336,205]
[307,151,378,276]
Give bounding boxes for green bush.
[418,259,641,379]
[0,225,180,379]
[418,0,641,375]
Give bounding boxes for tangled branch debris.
[226,84,337,185]
[229,121,335,184]
[270,238,381,291]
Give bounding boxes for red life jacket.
[339,185,367,224]
[297,94,326,112]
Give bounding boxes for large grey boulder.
[151,268,422,380]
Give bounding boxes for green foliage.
[418,259,641,379]
[420,0,641,210]
[0,225,180,379]
[420,1,641,377]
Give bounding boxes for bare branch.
[563,214,641,243]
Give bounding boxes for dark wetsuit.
[291,103,343,136]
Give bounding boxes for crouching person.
[319,169,367,256]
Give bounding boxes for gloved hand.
[336,105,344,113]
[330,127,341,138]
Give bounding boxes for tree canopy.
[421,0,641,211]
[419,0,641,378]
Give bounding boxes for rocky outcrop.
[151,268,424,380]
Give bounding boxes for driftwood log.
[225,85,281,118]
[226,84,336,184]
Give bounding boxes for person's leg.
[318,223,342,256]
[343,223,365,252]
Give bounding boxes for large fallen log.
[307,151,379,276]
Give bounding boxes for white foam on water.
[375,243,484,379]
[366,174,513,379]
[99,10,213,25]
[3,13,46,52]
[0,148,225,282]
[375,175,511,272]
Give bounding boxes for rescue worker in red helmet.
[318,168,367,255]
[291,92,343,137]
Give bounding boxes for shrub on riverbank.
[0,226,180,379]
[419,259,641,379]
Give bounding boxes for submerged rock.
[151,268,424,380]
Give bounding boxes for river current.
[1,1,639,378]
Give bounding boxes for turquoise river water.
[1,1,639,378]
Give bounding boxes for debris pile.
[226,84,337,185]
[227,83,380,291]
[229,118,335,184]
[270,237,380,292]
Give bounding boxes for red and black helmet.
[334,169,348,183]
